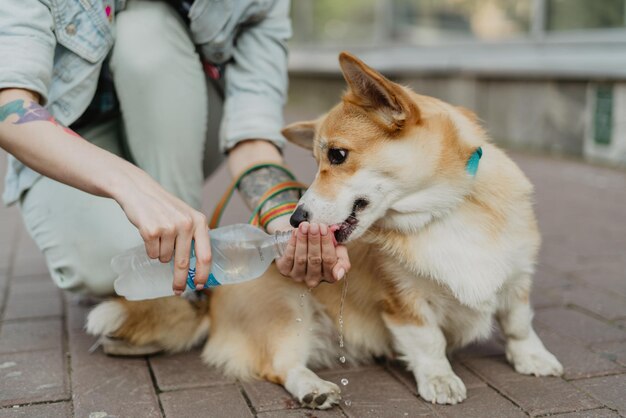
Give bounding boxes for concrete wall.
[285,74,625,168]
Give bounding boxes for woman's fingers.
[258,221,350,288]
[191,214,211,290]
[276,230,298,278]
[172,230,192,295]
[305,223,322,287]
[290,222,309,279]
[332,245,350,281]
[158,223,176,263]
[140,226,161,260]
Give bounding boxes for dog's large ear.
[339,52,419,131]
[282,120,316,150]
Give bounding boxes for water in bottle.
[112,224,292,301]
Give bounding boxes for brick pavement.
[0,147,624,417]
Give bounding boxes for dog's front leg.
[382,304,467,404]
[497,275,563,376]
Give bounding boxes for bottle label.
[184,253,221,289]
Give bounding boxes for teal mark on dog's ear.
[466,147,483,177]
[281,120,316,150]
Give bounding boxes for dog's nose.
[290,205,310,228]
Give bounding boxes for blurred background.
[285,0,626,167]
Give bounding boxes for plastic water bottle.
[112,224,292,301]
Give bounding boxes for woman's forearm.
[227,140,301,220]
[0,88,215,292]
[227,139,283,176]
[0,88,141,201]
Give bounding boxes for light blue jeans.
[20,1,223,295]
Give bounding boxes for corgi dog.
[87,52,562,409]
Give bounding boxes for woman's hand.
[112,169,212,295]
[0,89,212,295]
[269,217,351,288]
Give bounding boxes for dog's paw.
[417,372,467,405]
[507,341,563,376]
[506,336,563,377]
[299,384,341,410]
[285,368,341,409]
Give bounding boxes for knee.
[111,1,197,81]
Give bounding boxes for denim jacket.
[0,0,291,205]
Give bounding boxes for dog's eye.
[328,148,348,165]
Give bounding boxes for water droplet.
[295,317,302,323]
[339,356,346,363]
[341,378,349,386]
[344,400,352,406]
[337,273,349,352]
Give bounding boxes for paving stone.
[558,285,626,321]
[0,350,68,407]
[13,258,49,278]
[455,333,505,359]
[256,408,346,417]
[9,229,47,277]
[573,374,626,416]
[65,294,97,334]
[150,349,234,391]
[0,318,63,354]
[464,356,600,416]
[533,267,572,289]
[387,360,486,393]
[317,366,435,417]
[0,275,7,315]
[537,243,584,277]
[3,291,62,321]
[0,402,72,417]
[550,408,620,417]
[9,278,59,296]
[530,268,572,309]
[159,385,253,418]
[534,308,626,344]
[69,332,161,418]
[431,386,526,418]
[590,341,626,367]
[573,259,626,299]
[241,378,301,413]
[535,328,625,380]
[532,286,565,309]
[0,210,19,271]
[9,273,51,283]
[0,256,11,273]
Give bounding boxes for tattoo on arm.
[0,99,79,137]
[238,166,300,215]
